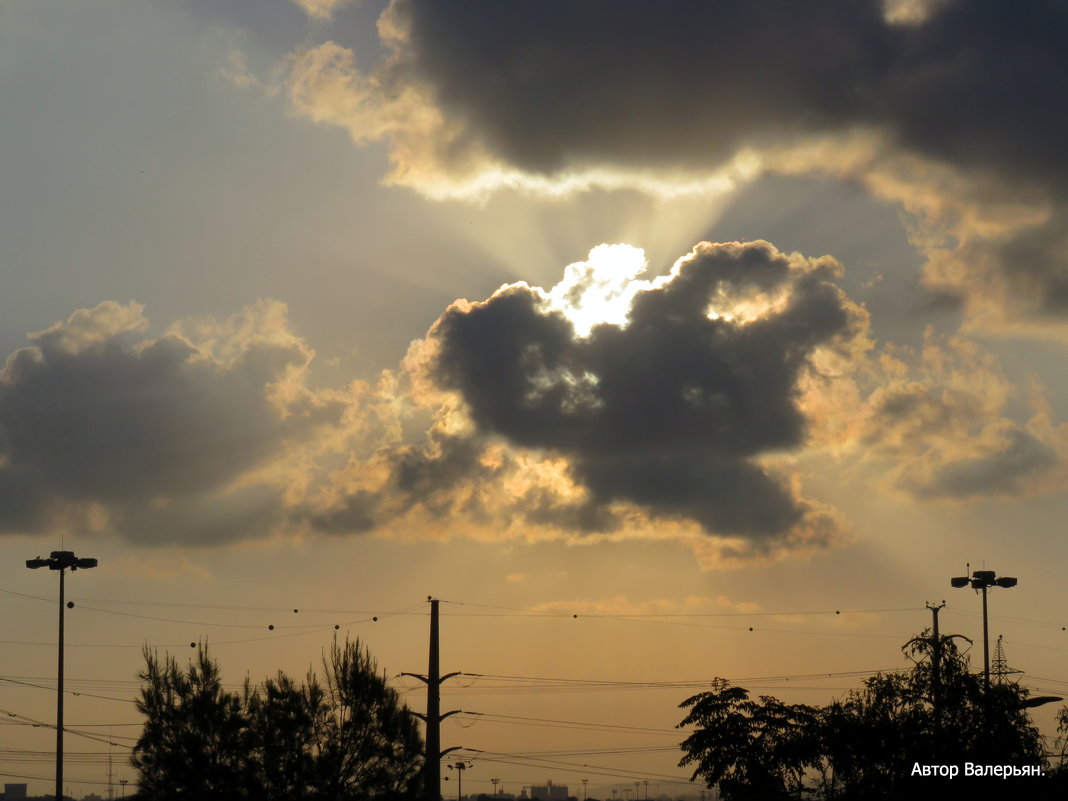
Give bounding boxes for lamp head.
[995,576,1017,588]
[26,552,97,570]
[47,551,78,570]
[950,576,970,588]
[972,570,996,584]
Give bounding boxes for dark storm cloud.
[390,0,1067,192]
[0,302,341,544]
[425,241,864,542]
[1,336,282,503]
[288,0,1068,317]
[873,0,1068,192]
[998,212,1068,315]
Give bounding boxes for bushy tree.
[132,638,422,801]
[676,679,821,801]
[243,671,323,799]
[679,631,1053,801]
[310,640,424,798]
[133,645,246,799]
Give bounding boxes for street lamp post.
[950,569,1016,691]
[26,550,98,801]
[446,761,471,801]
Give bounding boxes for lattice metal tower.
[991,635,1023,685]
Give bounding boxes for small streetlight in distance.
[446,760,471,801]
[950,569,1016,691]
[26,550,98,801]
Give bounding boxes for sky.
[2,0,1068,796]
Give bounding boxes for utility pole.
[926,601,945,727]
[402,598,460,801]
[909,599,972,749]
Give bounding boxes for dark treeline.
[129,630,1068,801]
[678,631,1068,800]
[131,638,422,800]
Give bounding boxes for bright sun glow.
[542,242,787,337]
[542,243,651,337]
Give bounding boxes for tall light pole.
[446,761,471,801]
[26,550,98,801]
[950,569,1016,691]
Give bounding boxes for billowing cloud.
[11,253,1063,564]
[308,241,866,561]
[286,0,1068,329]
[0,300,344,544]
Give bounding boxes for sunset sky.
[3,0,1068,796]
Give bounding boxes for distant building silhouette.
[529,785,569,801]
[2,784,27,799]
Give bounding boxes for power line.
[0,768,123,787]
[443,599,921,619]
[466,749,693,784]
[8,587,1067,637]
[0,676,132,703]
[456,712,682,735]
[0,707,131,749]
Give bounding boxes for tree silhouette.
[133,644,246,799]
[676,679,820,801]
[132,639,422,800]
[679,631,1057,801]
[244,671,322,799]
[310,639,424,798]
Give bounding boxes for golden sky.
[2,0,1068,795]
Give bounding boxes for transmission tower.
[402,598,461,801]
[990,635,1022,685]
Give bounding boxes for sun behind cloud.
[542,243,650,337]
